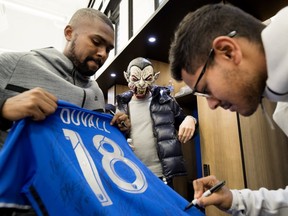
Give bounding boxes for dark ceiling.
[97,0,288,99]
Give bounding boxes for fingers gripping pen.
[185,181,226,210]
[108,109,127,128]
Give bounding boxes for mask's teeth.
[137,88,146,94]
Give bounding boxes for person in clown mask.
[116,57,197,189]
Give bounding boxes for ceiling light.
[110,73,116,77]
[148,36,156,43]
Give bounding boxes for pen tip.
[184,204,192,211]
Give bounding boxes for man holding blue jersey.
[0,7,130,216]
[0,8,130,148]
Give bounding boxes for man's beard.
[76,58,101,77]
[69,41,102,77]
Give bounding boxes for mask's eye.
[145,75,152,81]
[131,75,139,82]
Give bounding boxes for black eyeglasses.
[191,31,237,98]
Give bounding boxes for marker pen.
[185,180,226,210]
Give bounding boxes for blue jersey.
[0,100,204,216]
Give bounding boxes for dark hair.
[169,3,265,81]
[68,8,114,31]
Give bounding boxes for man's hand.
[193,175,233,210]
[110,112,131,132]
[178,115,196,143]
[1,87,58,121]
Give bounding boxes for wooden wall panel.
[197,97,245,216]
[115,84,129,95]
[197,97,288,216]
[150,59,186,94]
[239,99,288,190]
[197,97,245,188]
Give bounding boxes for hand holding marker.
[108,109,135,150]
[108,109,127,128]
[185,180,226,210]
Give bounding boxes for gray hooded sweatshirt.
[0,47,105,146]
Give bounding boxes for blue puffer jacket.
[116,85,187,180]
